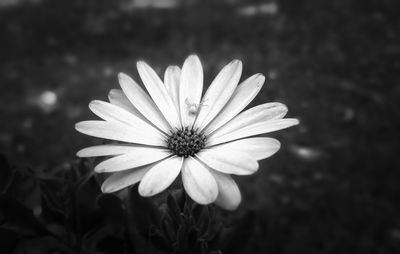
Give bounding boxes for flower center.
[167,127,206,158]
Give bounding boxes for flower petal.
[211,171,241,210]
[209,102,288,141]
[164,65,181,114]
[139,156,183,197]
[118,73,170,133]
[208,118,299,146]
[208,137,281,160]
[108,89,142,117]
[77,144,153,157]
[101,165,151,193]
[181,157,218,205]
[137,61,181,128]
[179,55,203,128]
[89,100,163,136]
[204,74,265,135]
[75,120,165,146]
[195,60,242,131]
[94,148,171,173]
[196,149,258,175]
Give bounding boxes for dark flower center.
[167,127,206,158]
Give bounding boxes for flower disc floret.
[167,127,206,158]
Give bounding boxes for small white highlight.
[40,90,57,106]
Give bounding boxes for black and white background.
[0,0,399,253]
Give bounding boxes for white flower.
[75,55,299,210]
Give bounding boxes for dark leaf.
[40,180,65,223]
[128,185,162,235]
[197,205,210,236]
[192,203,204,222]
[96,235,125,254]
[187,226,199,250]
[207,222,223,248]
[0,194,49,236]
[176,224,188,250]
[173,189,186,211]
[97,193,124,223]
[0,227,18,253]
[167,193,183,227]
[149,226,172,251]
[161,217,176,242]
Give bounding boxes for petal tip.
[256,73,266,82]
[136,60,146,69]
[185,55,202,66]
[76,150,84,157]
[224,200,241,211]
[118,72,131,82]
[88,100,101,108]
[231,59,242,66]
[94,165,104,173]
[75,122,84,132]
[138,184,152,197]
[187,54,199,60]
[101,183,115,193]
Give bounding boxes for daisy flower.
[75,55,298,210]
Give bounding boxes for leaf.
[149,226,172,252]
[39,179,66,223]
[0,194,49,236]
[128,185,162,236]
[173,188,186,211]
[161,217,175,242]
[96,235,125,254]
[196,205,210,236]
[97,193,125,223]
[0,228,18,253]
[167,193,183,228]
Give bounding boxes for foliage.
[0,154,256,254]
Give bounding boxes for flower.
[75,55,298,210]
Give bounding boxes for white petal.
[137,62,181,128]
[139,156,183,197]
[94,148,171,172]
[164,65,181,114]
[204,74,265,135]
[181,157,218,205]
[179,55,203,128]
[210,102,288,140]
[195,60,243,131]
[77,144,153,157]
[108,89,142,117]
[208,118,299,146]
[118,73,170,133]
[101,165,151,193]
[75,120,165,146]
[196,149,259,175]
[89,100,163,137]
[211,171,241,210]
[209,137,281,160]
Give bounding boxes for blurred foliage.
[0,154,256,254]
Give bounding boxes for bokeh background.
[1,0,399,253]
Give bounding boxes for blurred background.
[0,0,399,253]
